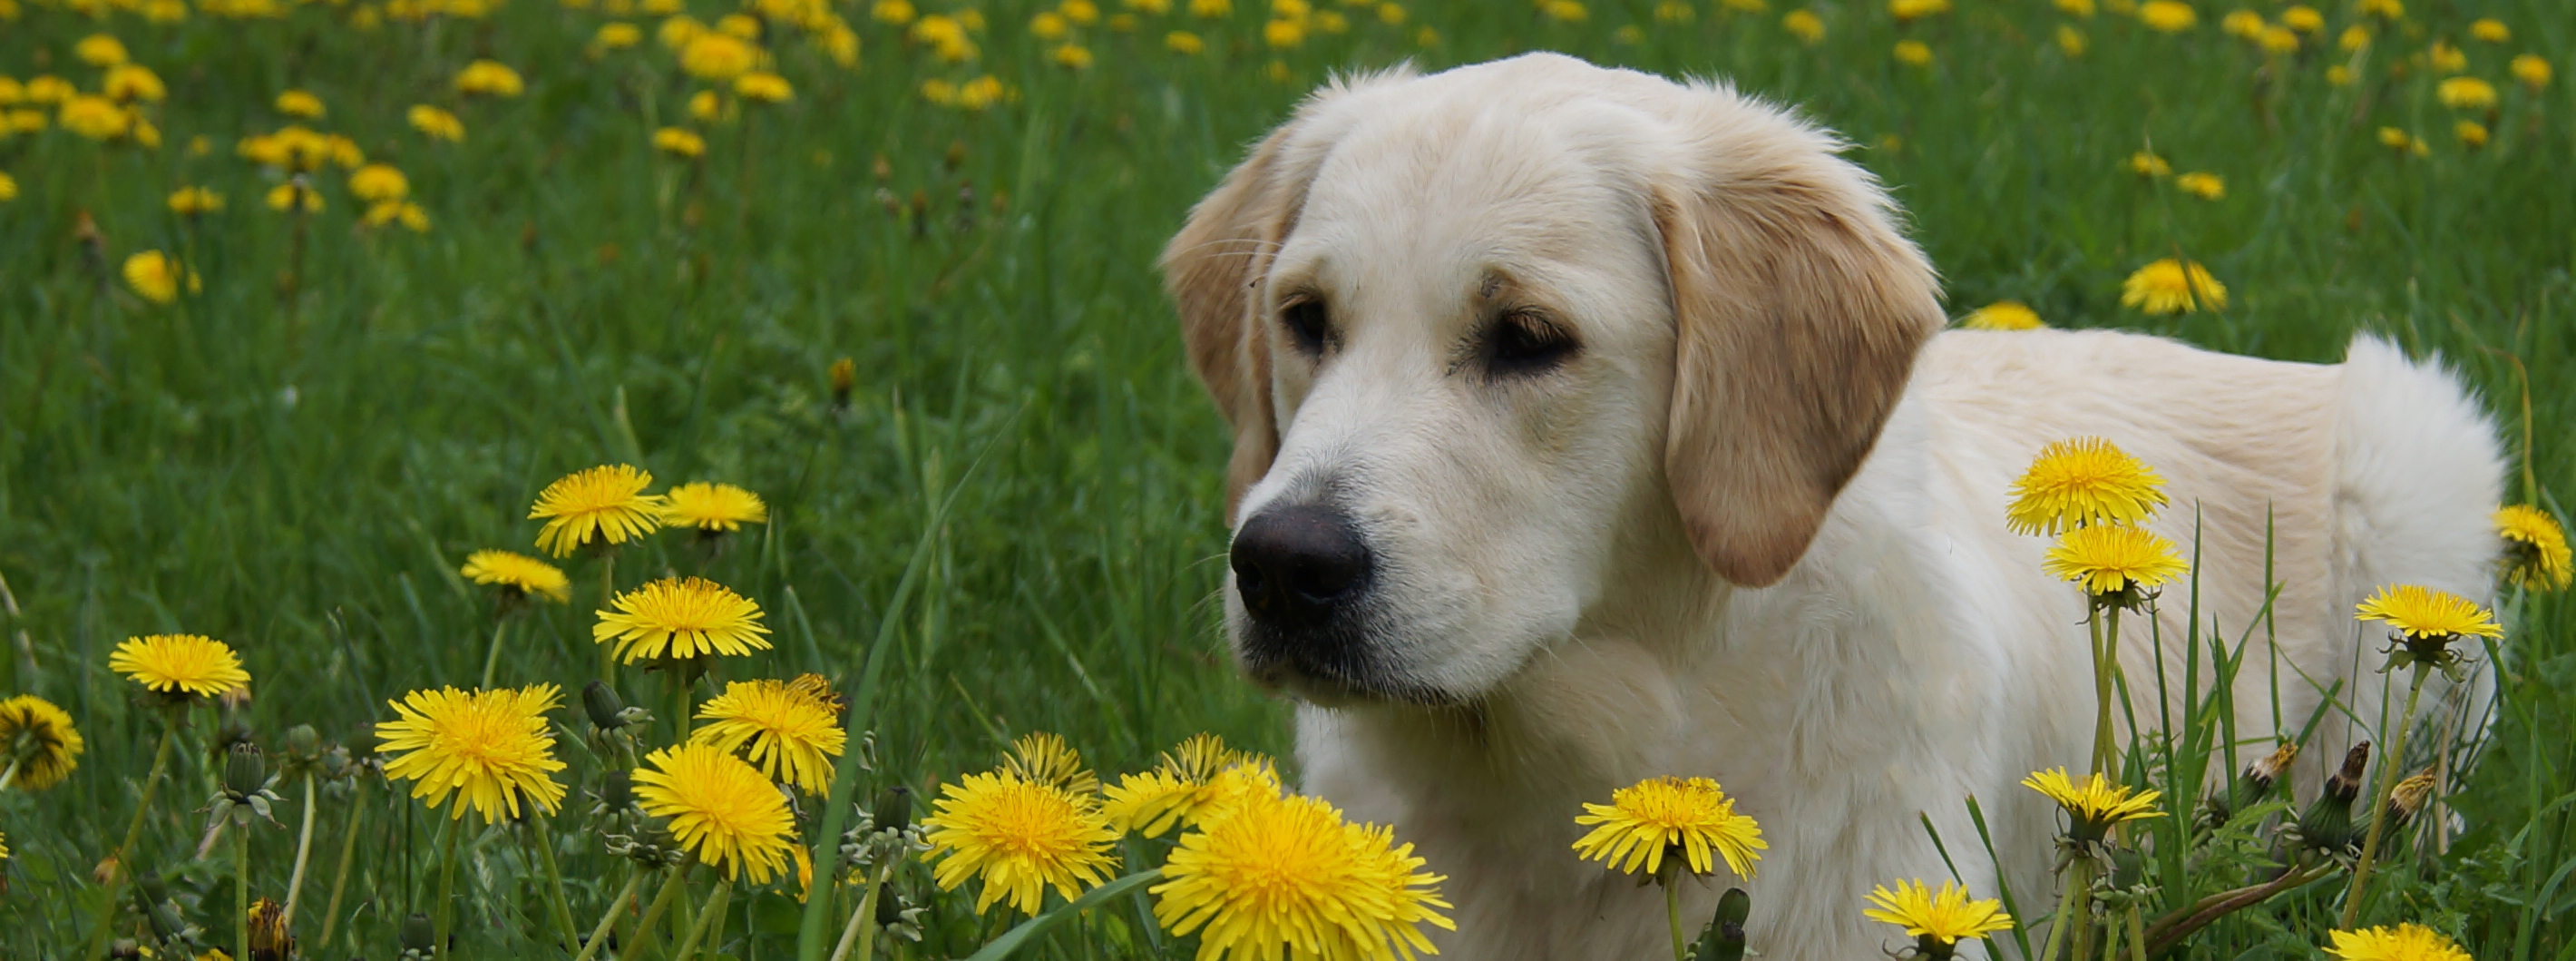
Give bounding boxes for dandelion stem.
[2088,603,2119,774]
[478,617,514,690]
[317,777,367,949]
[80,716,181,958]
[600,553,620,687]
[573,868,649,961]
[236,815,252,961]
[1664,882,1688,961]
[2341,663,2430,929]
[283,772,319,927]
[433,818,463,956]
[2126,906,2148,961]
[828,861,888,961]
[0,757,18,794]
[620,861,695,961]
[2038,857,2092,961]
[671,879,733,961]
[532,815,583,955]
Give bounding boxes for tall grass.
[1,0,2571,956]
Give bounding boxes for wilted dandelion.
[0,694,85,791]
[2136,0,2194,32]
[275,89,324,118]
[2023,768,2163,843]
[111,634,250,699]
[376,684,569,821]
[1864,879,2014,960]
[594,576,774,662]
[2005,437,2169,535]
[2121,258,2226,314]
[921,770,1119,915]
[122,250,198,304]
[529,464,666,556]
[632,742,799,881]
[1959,301,2044,330]
[2327,924,2474,961]
[2175,171,2225,200]
[2436,76,2496,110]
[2044,524,2191,598]
[1573,776,1766,880]
[1154,790,1453,961]
[460,549,572,603]
[454,59,525,97]
[690,677,845,792]
[2496,505,2571,590]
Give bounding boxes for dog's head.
[1164,54,1944,705]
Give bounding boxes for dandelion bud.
[2244,741,2298,798]
[583,680,630,731]
[1693,887,1751,961]
[2296,741,2369,853]
[872,784,913,833]
[402,911,438,951]
[2382,769,2437,832]
[829,357,857,408]
[282,723,322,761]
[249,897,295,961]
[876,879,912,926]
[222,742,268,798]
[600,769,635,810]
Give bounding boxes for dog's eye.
[1485,310,1578,376]
[1281,298,1331,357]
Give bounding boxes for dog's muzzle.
[1228,504,1384,691]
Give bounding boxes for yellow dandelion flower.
[2427,42,2465,74]
[1104,735,1283,837]
[2023,768,2163,841]
[75,33,131,66]
[2280,5,2320,32]
[2044,524,2191,596]
[633,743,798,881]
[922,770,1119,915]
[2455,120,2489,149]
[1053,43,1096,68]
[103,64,165,103]
[265,182,324,213]
[2466,18,2506,44]
[2437,76,2496,110]
[275,89,324,118]
[690,678,846,793]
[681,33,759,80]
[1166,30,1206,53]
[2005,437,2170,535]
[110,634,249,698]
[2511,54,2550,90]
[1154,790,1454,961]
[2120,258,2227,315]
[655,126,707,158]
[1188,0,1228,15]
[0,694,85,791]
[60,94,132,140]
[122,250,198,304]
[1573,775,1766,879]
[528,464,666,556]
[1002,731,1100,796]
[454,59,524,97]
[2258,25,2298,54]
[2176,171,2225,200]
[1959,301,2044,330]
[167,186,224,215]
[735,71,793,102]
[363,201,431,232]
[2327,924,2474,961]
[408,104,464,142]
[1888,0,1949,19]
[2496,505,2571,591]
[594,576,773,662]
[1782,8,1823,43]
[459,549,571,603]
[2058,25,2088,56]
[376,684,569,821]
[2218,8,2260,39]
[2054,0,2095,15]
[715,12,761,38]
[661,482,768,531]
[2354,0,2398,17]
[347,163,408,203]
[1864,879,2015,948]
[0,172,15,203]
[2128,151,2171,177]
[24,76,74,106]
[2136,0,2193,32]
[1893,40,1933,66]
[593,21,643,51]
[1030,10,1068,38]
[2355,584,2500,641]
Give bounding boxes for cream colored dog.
[1162,53,2503,960]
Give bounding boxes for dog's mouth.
[1236,623,1471,708]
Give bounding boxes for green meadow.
[1,0,2572,956]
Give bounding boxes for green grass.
[2,0,2572,956]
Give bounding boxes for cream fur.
[1164,54,2506,960]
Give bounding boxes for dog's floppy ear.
[1160,123,1305,519]
[1652,113,1945,587]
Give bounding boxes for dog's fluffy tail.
[2327,334,2506,770]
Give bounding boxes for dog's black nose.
[1231,505,1371,628]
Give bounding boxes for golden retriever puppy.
[1162,53,2502,960]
